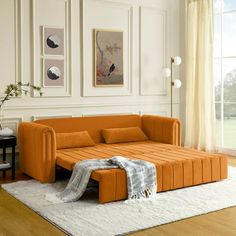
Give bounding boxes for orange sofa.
[18,115,228,203]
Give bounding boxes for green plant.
[0,82,42,129]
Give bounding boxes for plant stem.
[0,93,11,108]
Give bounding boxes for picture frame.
[43,59,64,87]
[43,27,64,56]
[94,29,124,87]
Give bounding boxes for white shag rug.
[2,167,236,236]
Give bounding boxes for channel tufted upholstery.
[18,114,228,203]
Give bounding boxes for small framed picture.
[44,59,64,87]
[43,27,64,56]
[94,29,124,87]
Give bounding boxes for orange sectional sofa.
[18,115,228,203]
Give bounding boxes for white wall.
[0,0,182,135]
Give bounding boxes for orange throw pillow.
[56,131,95,149]
[102,127,148,144]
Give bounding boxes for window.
[214,0,236,150]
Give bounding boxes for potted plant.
[0,82,42,135]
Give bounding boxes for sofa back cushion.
[35,115,142,143]
[56,131,95,149]
[102,126,148,144]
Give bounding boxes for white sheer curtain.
[184,0,216,152]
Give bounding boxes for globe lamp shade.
[162,67,171,77]
[173,79,182,88]
[172,56,182,66]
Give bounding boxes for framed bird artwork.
[94,29,124,87]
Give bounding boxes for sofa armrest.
[141,115,181,146]
[18,122,56,183]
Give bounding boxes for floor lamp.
[162,56,182,117]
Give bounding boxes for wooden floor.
[0,157,236,236]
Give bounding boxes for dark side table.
[0,136,17,180]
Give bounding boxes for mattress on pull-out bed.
[56,140,228,194]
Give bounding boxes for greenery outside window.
[214,0,236,150]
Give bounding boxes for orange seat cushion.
[102,127,148,144]
[56,141,228,203]
[56,141,154,169]
[56,131,95,149]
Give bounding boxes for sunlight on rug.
[2,167,236,236]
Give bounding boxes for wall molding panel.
[82,112,134,117]
[139,6,167,96]
[3,101,179,111]
[139,110,168,116]
[31,0,72,97]
[14,0,22,86]
[2,116,23,135]
[0,0,22,96]
[82,0,133,97]
[0,0,181,136]
[32,114,73,121]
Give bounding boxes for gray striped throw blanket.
[58,156,157,202]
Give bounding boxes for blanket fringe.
[130,185,156,200]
